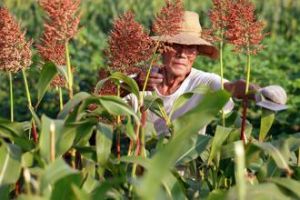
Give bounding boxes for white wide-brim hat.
[255,85,288,111]
[151,11,219,59]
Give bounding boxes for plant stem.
[50,122,55,162]
[219,41,225,126]
[245,54,251,95]
[59,87,63,111]
[117,84,121,160]
[22,69,32,108]
[9,72,14,122]
[241,54,251,143]
[298,148,300,167]
[65,42,73,99]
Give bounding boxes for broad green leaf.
[17,195,48,200]
[36,62,58,107]
[143,95,164,118]
[57,92,91,119]
[110,72,140,99]
[29,106,41,129]
[259,110,275,142]
[50,174,83,200]
[99,95,140,124]
[207,189,227,200]
[40,158,78,194]
[0,185,9,200]
[253,141,291,173]
[208,126,233,165]
[71,184,90,200]
[39,115,76,163]
[176,134,211,164]
[137,90,230,200]
[91,178,125,199]
[0,118,28,138]
[226,183,291,200]
[21,151,34,168]
[125,117,137,141]
[0,141,22,185]
[269,178,300,198]
[96,123,113,167]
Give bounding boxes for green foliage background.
[0,0,299,135]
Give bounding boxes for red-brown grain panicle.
[152,0,184,36]
[107,12,154,74]
[226,0,265,55]
[0,8,32,73]
[39,0,80,41]
[208,0,234,42]
[37,0,80,87]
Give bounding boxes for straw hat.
[152,11,219,59]
[255,85,288,111]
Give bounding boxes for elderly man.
[126,11,287,135]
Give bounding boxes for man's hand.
[224,79,260,100]
[136,68,163,91]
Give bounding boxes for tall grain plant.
[37,0,80,100]
[227,0,265,142]
[0,7,32,122]
[106,11,154,159]
[207,0,234,126]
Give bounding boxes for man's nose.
[176,48,188,58]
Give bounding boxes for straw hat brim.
[151,33,219,59]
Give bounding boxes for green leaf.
[208,126,233,165]
[137,90,230,200]
[143,95,164,118]
[253,141,292,173]
[110,72,140,99]
[39,115,76,163]
[0,185,10,200]
[207,189,227,200]
[50,174,83,200]
[57,92,91,119]
[0,141,22,185]
[99,95,140,123]
[269,178,300,198]
[226,183,291,200]
[40,158,78,194]
[36,62,58,107]
[176,134,211,164]
[96,123,113,167]
[259,110,275,142]
[0,118,28,138]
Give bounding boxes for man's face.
[162,44,198,78]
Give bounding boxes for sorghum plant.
[0,7,32,122]
[37,0,81,99]
[227,0,265,142]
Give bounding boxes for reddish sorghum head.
[0,8,32,73]
[39,0,80,41]
[152,0,184,36]
[37,0,80,87]
[226,0,265,55]
[208,0,235,42]
[106,11,154,73]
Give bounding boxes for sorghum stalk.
[59,87,63,111]
[21,69,32,108]
[65,42,73,98]
[9,72,14,122]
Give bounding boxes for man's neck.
[158,68,190,95]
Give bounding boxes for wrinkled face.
[162,44,198,78]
